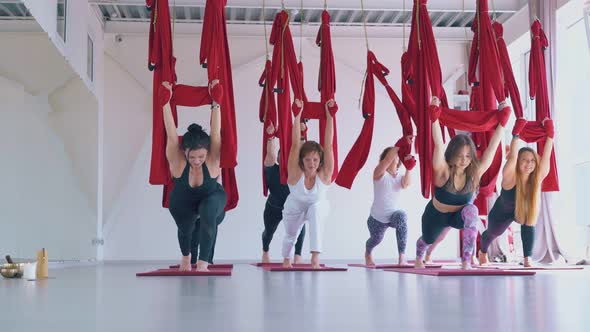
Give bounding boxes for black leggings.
[481,214,535,257]
[169,190,227,263]
[262,202,306,256]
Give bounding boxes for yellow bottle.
[36,248,48,279]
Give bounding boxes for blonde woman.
[479,118,554,267]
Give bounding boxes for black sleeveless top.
[434,174,474,206]
[170,162,223,203]
[496,186,516,212]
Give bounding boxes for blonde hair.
[515,148,541,226]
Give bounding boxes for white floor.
[1,262,589,332]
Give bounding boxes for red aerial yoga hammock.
[335,50,416,189]
[493,20,559,191]
[146,0,239,210]
[527,20,559,191]
[268,10,339,184]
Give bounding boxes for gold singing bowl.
[0,263,24,278]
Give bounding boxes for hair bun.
[187,123,203,133]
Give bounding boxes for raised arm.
[320,99,335,183]
[430,97,447,179]
[207,80,222,175]
[538,118,555,180]
[501,137,520,188]
[373,147,399,181]
[477,124,505,178]
[264,124,277,167]
[162,82,185,177]
[401,155,413,189]
[287,99,304,183]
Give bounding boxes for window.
[87,34,94,82]
[57,0,67,42]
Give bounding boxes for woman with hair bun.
[161,81,227,272]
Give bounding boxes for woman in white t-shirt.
[365,142,414,266]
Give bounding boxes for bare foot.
[415,260,425,269]
[424,254,433,264]
[262,251,270,264]
[196,260,209,272]
[293,255,302,264]
[523,257,532,268]
[478,250,489,266]
[365,251,375,266]
[461,260,472,270]
[471,255,479,266]
[283,258,292,268]
[179,255,191,271]
[311,252,321,269]
[398,253,406,266]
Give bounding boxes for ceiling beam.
[88,0,522,12]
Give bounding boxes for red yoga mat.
[136,268,232,277]
[251,262,326,267]
[384,268,535,276]
[348,263,443,269]
[263,266,347,272]
[168,264,234,269]
[474,264,584,271]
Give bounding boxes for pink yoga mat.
[474,264,584,271]
[348,263,443,269]
[136,268,232,277]
[384,268,535,276]
[407,259,458,264]
[168,264,234,269]
[263,266,347,272]
[251,263,326,267]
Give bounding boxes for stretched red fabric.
[335,51,378,189]
[258,60,278,196]
[147,0,176,185]
[199,0,239,210]
[493,22,524,118]
[529,20,559,192]
[372,63,414,137]
[269,11,293,185]
[408,0,438,198]
[315,11,339,181]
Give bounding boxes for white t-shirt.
[370,172,403,223]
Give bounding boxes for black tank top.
[434,174,474,206]
[171,162,222,202]
[496,186,516,212]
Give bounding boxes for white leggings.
[281,199,330,258]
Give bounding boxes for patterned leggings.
[366,211,408,255]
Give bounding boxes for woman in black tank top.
[161,81,227,272]
[479,118,554,267]
[414,97,507,270]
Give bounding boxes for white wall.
[0,76,96,260]
[0,29,99,260]
[102,32,468,261]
